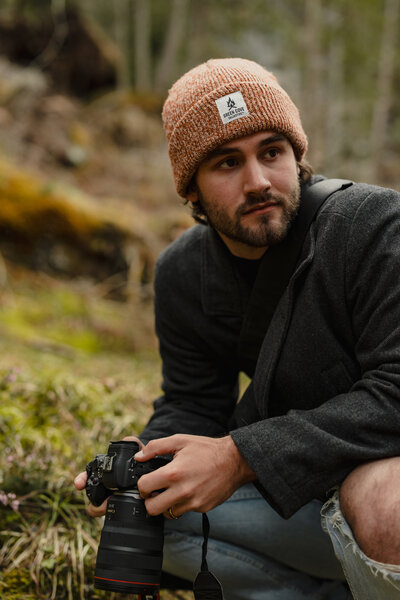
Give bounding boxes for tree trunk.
[184,0,210,70]
[325,16,345,171]
[302,0,324,169]
[369,0,400,182]
[134,0,152,92]
[154,0,189,93]
[113,0,130,88]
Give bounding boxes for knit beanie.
[162,58,308,198]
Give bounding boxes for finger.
[134,435,183,462]
[137,465,173,498]
[144,486,186,517]
[163,504,184,520]
[142,472,210,516]
[122,436,145,451]
[74,471,87,490]
[88,497,108,517]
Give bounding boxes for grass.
[0,268,193,600]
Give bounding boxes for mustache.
[237,193,283,216]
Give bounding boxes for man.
[75,59,400,599]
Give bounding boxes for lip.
[243,202,279,216]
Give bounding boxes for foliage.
[0,351,191,599]
[0,269,192,599]
[0,361,153,599]
[0,266,158,353]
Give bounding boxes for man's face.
[187,131,301,259]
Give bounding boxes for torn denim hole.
[321,487,400,597]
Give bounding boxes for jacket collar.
[200,181,320,318]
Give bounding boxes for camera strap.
[193,513,224,599]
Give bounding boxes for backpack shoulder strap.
[237,178,353,374]
[303,178,353,206]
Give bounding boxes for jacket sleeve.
[231,187,400,518]
[140,251,239,442]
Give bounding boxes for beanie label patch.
[215,91,249,125]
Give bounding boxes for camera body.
[85,440,170,599]
[86,440,168,507]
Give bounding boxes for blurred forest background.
[1,0,400,598]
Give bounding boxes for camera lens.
[94,489,164,597]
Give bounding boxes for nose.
[242,158,271,196]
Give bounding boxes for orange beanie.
[162,58,308,198]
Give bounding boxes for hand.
[73,436,145,517]
[135,434,256,519]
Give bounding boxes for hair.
[185,159,314,226]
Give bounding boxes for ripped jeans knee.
[321,489,400,600]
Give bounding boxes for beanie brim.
[162,60,308,198]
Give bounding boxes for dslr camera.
[85,440,169,599]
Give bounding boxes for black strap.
[237,178,353,374]
[201,511,210,571]
[193,513,224,599]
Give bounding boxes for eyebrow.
[204,134,288,162]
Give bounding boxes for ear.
[186,187,199,204]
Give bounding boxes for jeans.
[163,484,400,599]
[322,489,400,599]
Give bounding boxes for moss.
[0,569,35,597]
[0,158,161,298]
[0,158,116,237]
[0,268,156,353]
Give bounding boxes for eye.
[264,148,280,160]
[219,157,238,169]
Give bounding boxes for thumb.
[74,471,87,490]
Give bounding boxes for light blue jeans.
[163,484,400,599]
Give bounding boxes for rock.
[0,159,156,300]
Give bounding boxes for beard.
[197,181,301,248]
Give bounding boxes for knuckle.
[145,440,156,453]
[144,501,157,516]
[186,499,203,513]
[179,485,192,502]
[137,478,147,494]
[167,467,181,483]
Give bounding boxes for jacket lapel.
[201,227,244,316]
[253,227,317,416]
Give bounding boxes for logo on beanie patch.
[215,91,249,125]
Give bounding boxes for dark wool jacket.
[141,180,400,519]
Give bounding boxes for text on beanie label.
[215,91,250,125]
